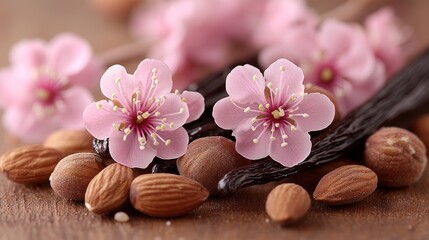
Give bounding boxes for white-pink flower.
[259,20,385,115]
[0,33,102,142]
[83,59,204,168]
[212,59,335,167]
[365,7,411,77]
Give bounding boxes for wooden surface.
[1,0,429,239]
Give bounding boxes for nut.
[0,145,63,184]
[364,127,427,187]
[305,83,341,123]
[177,136,250,195]
[313,165,378,205]
[411,114,429,151]
[50,153,105,200]
[85,163,133,214]
[44,129,94,156]
[265,183,311,225]
[130,173,209,217]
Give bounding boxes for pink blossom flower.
[83,59,204,168]
[251,0,319,48]
[365,7,412,77]
[212,59,335,167]
[259,20,385,115]
[0,33,102,142]
[131,0,264,90]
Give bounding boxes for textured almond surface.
[85,163,133,214]
[365,127,427,187]
[50,153,105,200]
[0,145,63,184]
[313,165,378,205]
[44,129,94,156]
[265,183,311,225]
[130,173,209,217]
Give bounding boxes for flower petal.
[150,127,189,159]
[3,107,57,143]
[182,91,204,123]
[212,97,254,132]
[263,58,305,97]
[235,127,271,160]
[57,86,94,129]
[83,100,127,140]
[47,33,92,76]
[269,129,311,167]
[134,59,173,99]
[155,93,189,130]
[293,93,335,132]
[68,58,103,88]
[109,129,156,169]
[225,64,266,104]
[10,39,47,69]
[100,64,138,106]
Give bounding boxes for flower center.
[320,67,335,83]
[271,108,285,119]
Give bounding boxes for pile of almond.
[0,114,428,226]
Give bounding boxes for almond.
[85,163,133,214]
[0,145,63,184]
[44,129,94,156]
[265,183,311,225]
[130,173,209,217]
[50,153,105,200]
[313,165,378,205]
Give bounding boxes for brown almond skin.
[364,127,427,187]
[130,173,209,217]
[177,136,250,195]
[85,163,133,214]
[266,183,311,225]
[313,165,378,205]
[44,129,94,156]
[50,153,105,201]
[0,145,63,184]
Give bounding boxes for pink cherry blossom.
[83,59,204,169]
[0,33,102,142]
[212,59,335,167]
[131,0,264,90]
[259,20,385,115]
[251,0,318,48]
[365,7,412,77]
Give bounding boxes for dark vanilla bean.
[218,49,429,195]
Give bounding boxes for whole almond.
[85,163,133,214]
[0,145,63,184]
[313,165,378,205]
[44,129,94,156]
[265,183,311,225]
[50,153,105,200]
[130,173,209,217]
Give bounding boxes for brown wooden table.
[1,0,429,239]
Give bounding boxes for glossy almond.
[130,173,209,217]
[44,129,94,156]
[0,145,63,184]
[50,153,105,200]
[266,183,311,225]
[85,163,133,214]
[313,165,378,205]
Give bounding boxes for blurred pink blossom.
[365,7,412,77]
[0,33,102,142]
[213,59,335,167]
[83,59,204,168]
[260,20,385,115]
